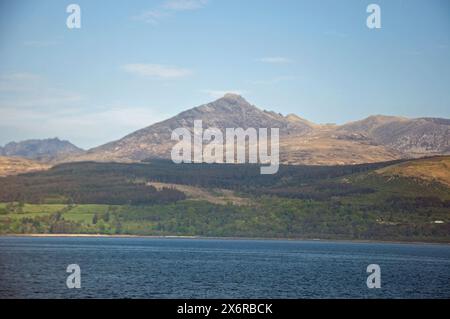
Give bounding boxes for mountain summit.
[65,94,450,165]
[220,92,249,104]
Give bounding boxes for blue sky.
[0,0,449,149]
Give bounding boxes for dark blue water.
[0,236,449,299]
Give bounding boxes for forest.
[0,158,449,242]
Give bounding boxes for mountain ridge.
[2,94,448,165]
[63,94,450,165]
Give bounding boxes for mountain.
[72,93,314,162]
[0,156,50,177]
[338,115,450,156]
[62,94,450,165]
[0,138,84,162]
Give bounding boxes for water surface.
[0,237,449,298]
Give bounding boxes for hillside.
[0,157,448,242]
[64,94,450,165]
[0,156,50,177]
[339,116,450,156]
[376,156,450,187]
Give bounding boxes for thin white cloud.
[0,73,42,81]
[133,0,209,25]
[132,10,170,25]
[0,72,165,149]
[122,64,192,79]
[0,73,40,92]
[201,89,246,99]
[250,76,298,85]
[163,0,208,11]
[0,106,166,149]
[0,72,82,107]
[7,93,82,108]
[257,57,294,64]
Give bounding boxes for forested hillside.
[0,157,449,242]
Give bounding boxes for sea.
[0,236,449,299]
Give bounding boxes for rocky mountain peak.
[198,93,254,114]
[221,93,248,103]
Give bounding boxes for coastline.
[1,233,449,245]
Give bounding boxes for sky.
[0,0,449,149]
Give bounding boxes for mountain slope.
[1,138,84,162]
[376,156,450,187]
[339,116,450,156]
[0,156,50,177]
[65,94,450,165]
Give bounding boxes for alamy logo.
[66,264,81,289]
[66,4,81,29]
[171,120,279,175]
[366,264,381,289]
[366,4,381,29]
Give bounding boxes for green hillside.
[0,157,449,242]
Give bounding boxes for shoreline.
[1,233,449,246]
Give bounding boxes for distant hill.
[0,156,50,177]
[65,94,450,165]
[0,138,84,162]
[338,116,450,157]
